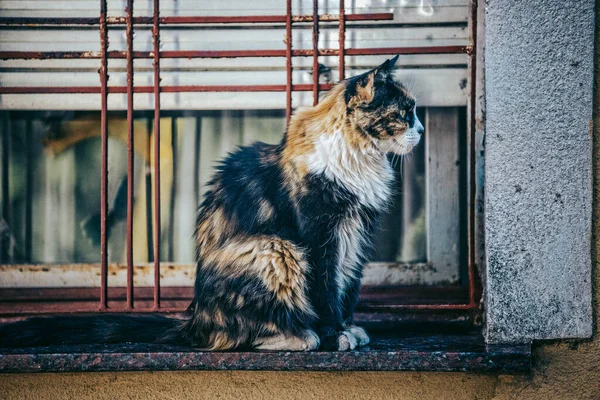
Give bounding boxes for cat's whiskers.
[388,139,401,167]
[391,140,404,169]
[395,142,406,178]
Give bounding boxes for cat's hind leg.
[192,236,317,350]
[204,236,316,318]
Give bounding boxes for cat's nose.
[414,116,425,135]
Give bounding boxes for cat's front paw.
[300,329,321,351]
[320,331,358,351]
[345,325,370,347]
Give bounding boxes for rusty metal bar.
[362,303,476,310]
[167,118,177,262]
[152,0,162,310]
[344,47,472,56]
[338,0,346,81]
[0,285,473,314]
[0,307,186,316]
[312,0,320,105]
[0,84,334,94]
[0,13,393,26]
[0,51,102,59]
[144,126,154,263]
[285,0,293,123]
[99,0,109,310]
[125,0,135,310]
[0,287,193,302]
[467,0,478,308]
[0,46,471,60]
[0,304,473,316]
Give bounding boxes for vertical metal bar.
[311,0,319,105]
[25,119,33,262]
[285,0,292,123]
[467,0,478,307]
[99,0,109,310]
[338,0,345,81]
[145,117,154,262]
[152,0,162,309]
[168,117,177,261]
[125,0,135,310]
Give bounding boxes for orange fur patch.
[280,81,377,196]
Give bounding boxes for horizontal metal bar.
[0,307,186,316]
[1,285,468,302]
[0,287,193,302]
[0,304,476,316]
[0,51,101,59]
[0,13,393,27]
[346,46,472,55]
[0,305,476,317]
[0,84,334,94]
[0,46,470,61]
[360,303,477,310]
[0,285,475,315]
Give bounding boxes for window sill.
[0,324,531,373]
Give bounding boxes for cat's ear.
[373,55,399,83]
[345,56,398,108]
[375,55,399,75]
[345,56,398,109]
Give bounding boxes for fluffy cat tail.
[0,314,187,348]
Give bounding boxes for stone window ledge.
[0,324,531,373]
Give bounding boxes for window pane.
[0,105,466,286]
[0,0,469,288]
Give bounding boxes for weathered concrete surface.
[484,0,595,343]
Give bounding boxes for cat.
[0,56,423,351]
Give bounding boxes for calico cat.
[0,56,423,351]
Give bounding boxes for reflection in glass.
[0,109,438,265]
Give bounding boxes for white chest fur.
[304,131,394,210]
[335,217,366,298]
[304,131,394,298]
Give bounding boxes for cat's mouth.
[402,129,422,149]
[377,129,421,155]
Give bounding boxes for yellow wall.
[1,8,600,400]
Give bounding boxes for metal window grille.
[0,0,480,318]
